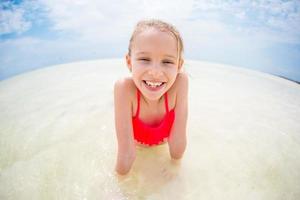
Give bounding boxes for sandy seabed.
[0,59,300,200]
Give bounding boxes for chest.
[132,92,176,125]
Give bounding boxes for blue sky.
[1,0,300,82]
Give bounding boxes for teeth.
[145,81,163,87]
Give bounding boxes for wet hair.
[128,19,184,62]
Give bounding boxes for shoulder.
[167,72,189,110]
[175,72,189,106]
[177,72,189,86]
[114,77,136,92]
[114,77,136,101]
[174,72,189,94]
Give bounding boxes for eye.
[162,60,174,64]
[138,58,150,62]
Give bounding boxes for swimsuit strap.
[164,92,169,113]
[135,89,169,117]
[135,89,141,117]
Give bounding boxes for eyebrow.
[136,52,176,59]
[165,55,176,59]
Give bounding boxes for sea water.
[0,59,300,199]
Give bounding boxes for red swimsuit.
[132,89,175,146]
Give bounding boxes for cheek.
[131,66,144,75]
[166,70,178,85]
[131,67,145,82]
[167,67,178,77]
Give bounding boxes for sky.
[0,0,300,82]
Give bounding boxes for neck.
[142,94,164,107]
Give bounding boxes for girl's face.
[126,28,182,101]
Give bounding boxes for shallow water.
[0,59,300,199]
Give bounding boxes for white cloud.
[2,0,299,44]
[192,0,300,44]
[0,7,31,35]
[37,0,296,45]
[37,0,195,42]
[0,0,47,35]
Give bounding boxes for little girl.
[114,19,188,175]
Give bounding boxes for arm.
[168,73,189,159]
[114,79,136,175]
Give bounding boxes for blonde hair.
[128,19,184,62]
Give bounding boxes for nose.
[148,62,163,77]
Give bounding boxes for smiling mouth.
[143,80,166,89]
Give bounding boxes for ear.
[126,54,132,72]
